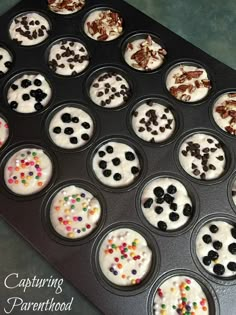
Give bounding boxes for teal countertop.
[0,1,235,315]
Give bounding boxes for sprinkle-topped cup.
[98,227,152,286]
[4,147,53,195]
[49,185,102,239]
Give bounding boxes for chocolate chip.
[112,158,120,166]
[21,79,31,88]
[155,206,163,214]
[131,166,139,175]
[182,150,187,157]
[193,169,200,176]
[34,79,42,86]
[53,127,61,134]
[22,94,30,101]
[208,250,219,261]
[153,187,164,198]
[164,194,174,204]
[98,161,107,169]
[103,169,111,177]
[93,83,99,88]
[143,198,153,208]
[213,264,225,276]
[156,197,164,204]
[216,156,224,161]
[203,256,211,266]
[34,103,43,111]
[200,173,206,180]
[72,117,79,123]
[202,234,212,244]
[158,221,167,231]
[209,224,218,233]
[167,185,177,194]
[227,262,236,271]
[64,127,74,135]
[170,203,177,211]
[125,151,135,161]
[213,241,222,250]
[209,164,216,170]
[183,204,192,217]
[61,113,71,123]
[169,212,179,221]
[207,138,213,144]
[228,243,236,254]
[11,84,18,90]
[113,173,122,181]
[98,151,105,157]
[106,146,113,154]
[81,133,89,141]
[10,101,18,109]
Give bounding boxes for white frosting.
[92,141,141,188]
[48,40,89,76]
[48,0,85,15]
[4,148,53,195]
[153,276,209,315]
[84,10,123,41]
[0,47,12,74]
[50,185,101,239]
[179,133,225,180]
[124,36,166,71]
[132,102,175,143]
[99,228,152,286]
[7,73,52,113]
[89,72,130,108]
[212,92,236,135]
[166,65,211,102]
[141,178,192,231]
[196,220,236,278]
[9,12,50,46]
[49,106,94,149]
[0,117,9,149]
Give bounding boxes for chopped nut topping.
[48,0,85,12]
[215,94,236,134]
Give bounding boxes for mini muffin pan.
[0,1,236,314]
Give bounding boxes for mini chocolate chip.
[164,194,174,204]
[34,103,43,111]
[182,150,187,157]
[153,187,164,198]
[21,79,31,88]
[208,250,219,261]
[82,122,90,129]
[210,148,217,152]
[72,117,79,123]
[98,151,105,157]
[10,101,18,109]
[156,197,164,204]
[227,262,236,271]
[160,127,165,133]
[11,84,18,90]
[97,91,104,97]
[143,198,153,208]
[200,173,206,180]
[213,264,225,276]
[183,204,192,217]
[167,185,177,194]
[93,83,99,88]
[81,133,89,141]
[131,166,139,175]
[231,227,236,239]
[53,127,61,134]
[61,113,71,123]
[216,156,224,161]
[202,234,212,244]
[125,151,135,161]
[207,138,213,144]
[228,243,236,254]
[169,212,179,221]
[155,206,163,214]
[203,256,211,266]
[4,61,12,68]
[170,203,177,211]
[193,169,200,176]
[99,160,107,169]
[103,169,111,177]
[64,127,74,135]
[106,146,113,154]
[158,221,167,231]
[34,79,42,86]
[209,164,216,170]
[209,224,219,233]
[113,173,122,181]
[112,158,120,166]
[213,241,222,250]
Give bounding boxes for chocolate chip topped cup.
[48,0,85,15]
[179,133,226,181]
[9,12,50,46]
[89,71,131,108]
[124,35,167,71]
[132,100,175,143]
[48,39,89,76]
[7,72,52,113]
[166,64,211,102]
[213,92,236,135]
[0,47,13,76]
[84,9,123,41]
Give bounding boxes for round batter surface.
[99,228,152,286]
[50,185,101,239]
[166,64,211,102]
[84,9,123,41]
[213,92,236,135]
[0,47,13,76]
[4,148,53,195]
[0,117,9,149]
[89,72,130,108]
[153,276,209,315]
[48,0,85,14]
[7,73,52,113]
[141,178,193,232]
[196,220,236,278]
[9,12,50,46]
[179,133,226,180]
[49,106,94,149]
[132,101,175,143]
[124,35,167,71]
[92,141,141,188]
[48,39,89,76]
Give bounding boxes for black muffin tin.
[0,1,236,314]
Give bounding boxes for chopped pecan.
[225,126,235,134]
[202,79,212,89]
[225,100,236,106]
[180,94,191,101]
[131,48,150,69]
[127,43,133,50]
[228,93,236,98]
[185,70,203,80]
[158,48,167,57]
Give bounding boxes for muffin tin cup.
[41,179,107,246]
[126,95,183,147]
[8,10,52,48]
[45,35,91,78]
[0,142,58,201]
[174,128,234,186]
[121,31,167,74]
[0,112,12,153]
[42,101,100,153]
[91,221,160,296]
[148,269,220,315]
[81,6,125,43]
[163,59,215,106]
[228,171,236,216]
[191,213,236,286]
[85,64,135,111]
[209,88,236,139]
[3,69,55,116]
[87,135,148,193]
[0,42,14,78]
[136,172,200,237]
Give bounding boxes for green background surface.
[0,1,235,315]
